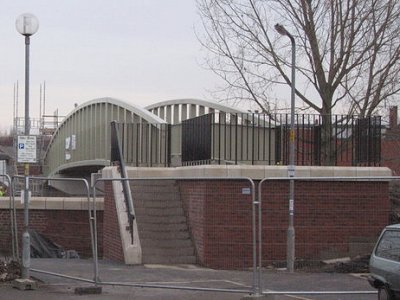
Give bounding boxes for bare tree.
[197,0,400,164]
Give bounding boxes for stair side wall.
[102,167,142,264]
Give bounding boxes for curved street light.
[275,23,296,273]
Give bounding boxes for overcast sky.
[0,0,221,130]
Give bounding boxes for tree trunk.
[320,114,335,166]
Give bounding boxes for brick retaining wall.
[101,166,392,269]
[179,180,389,269]
[0,198,103,258]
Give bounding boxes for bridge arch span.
[145,98,249,124]
[44,97,166,177]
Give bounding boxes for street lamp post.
[275,23,296,273]
[15,13,39,281]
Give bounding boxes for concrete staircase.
[130,180,196,264]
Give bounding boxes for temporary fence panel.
[9,176,98,283]
[94,176,258,295]
[4,173,385,297]
[0,174,18,260]
[259,177,390,269]
[257,176,392,296]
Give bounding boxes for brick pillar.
[389,106,398,129]
[103,182,125,262]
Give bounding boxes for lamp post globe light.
[16,13,39,135]
[15,13,39,283]
[275,23,296,273]
[16,13,39,36]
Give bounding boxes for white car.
[368,224,400,300]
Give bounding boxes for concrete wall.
[125,165,392,179]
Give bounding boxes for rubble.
[0,260,21,282]
[324,255,370,273]
[274,255,371,273]
[299,255,371,273]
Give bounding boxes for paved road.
[0,259,377,300]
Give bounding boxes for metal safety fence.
[92,176,258,295]
[5,176,98,282]
[257,176,394,296]
[2,174,392,297]
[0,174,18,260]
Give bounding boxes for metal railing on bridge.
[181,113,381,167]
[112,122,171,167]
[111,113,381,168]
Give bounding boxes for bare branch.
[196,0,400,118]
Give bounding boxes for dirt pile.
[0,260,21,282]
[291,255,370,273]
[326,255,370,273]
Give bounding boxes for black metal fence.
[111,113,381,168]
[181,114,212,162]
[181,113,381,166]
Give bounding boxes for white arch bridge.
[43,97,257,178]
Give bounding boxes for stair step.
[139,223,189,232]
[132,192,180,201]
[137,215,187,224]
[140,238,192,248]
[135,200,182,208]
[139,230,190,240]
[129,180,197,265]
[135,207,184,216]
[143,255,197,265]
[143,247,194,257]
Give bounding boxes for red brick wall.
[381,129,400,175]
[261,181,389,265]
[180,180,254,269]
[179,180,389,269]
[102,182,124,262]
[180,182,207,264]
[0,209,103,257]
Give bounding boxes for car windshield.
[375,229,400,262]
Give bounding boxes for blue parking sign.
[17,136,37,163]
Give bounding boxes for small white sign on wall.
[20,190,31,204]
[242,187,251,195]
[65,136,71,150]
[71,134,76,150]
